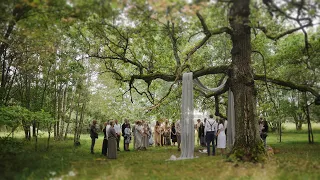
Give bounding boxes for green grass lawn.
[1,124,320,180]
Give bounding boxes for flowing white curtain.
[227,89,235,150]
[179,73,235,159]
[180,72,195,159]
[193,76,228,93]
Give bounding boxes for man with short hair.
[175,120,181,151]
[114,119,121,151]
[204,115,217,156]
[90,120,98,154]
[122,119,129,150]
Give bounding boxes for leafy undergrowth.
[0,132,319,180]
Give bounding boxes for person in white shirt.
[114,119,122,151]
[204,115,218,156]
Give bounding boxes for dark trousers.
[91,137,96,153]
[117,135,120,150]
[206,131,216,156]
[102,139,108,155]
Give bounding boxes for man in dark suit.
[90,120,98,154]
[122,119,129,150]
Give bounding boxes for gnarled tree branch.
[254,74,320,97]
[184,12,232,63]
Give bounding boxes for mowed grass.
[0,123,320,180]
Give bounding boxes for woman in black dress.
[171,123,177,146]
[199,122,205,147]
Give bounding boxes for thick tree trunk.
[229,0,264,161]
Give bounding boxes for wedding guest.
[90,120,98,154]
[175,119,181,151]
[141,122,149,150]
[122,119,129,150]
[114,120,121,151]
[132,121,136,149]
[224,118,228,139]
[216,119,226,155]
[124,123,131,151]
[199,122,205,147]
[260,118,269,148]
[205,115,217,156]
[160,121,165,146]
[102,122,109,156]
[154,121,161,146]
[203,118,207,146]
[107,121,117,159]
[196,119,201,146]
[135,121,143,150]
[171,122,177,146]
[164,120,171,146]
[148,124,154,146]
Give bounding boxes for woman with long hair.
[107,121,118,159]
[216,119,226,155]
[154,121,161,146]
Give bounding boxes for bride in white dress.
[216,119,226,155]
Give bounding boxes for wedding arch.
[180,72,235,159]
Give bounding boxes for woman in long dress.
[102,122,109,156]
[141,122,149,150]
[135,121,143,150]
[163,120,171,146]
[154,121,161,146]
[199,122,205,147]
[216,119,226,155]
[107,121,118,159]
[124,124,131,151]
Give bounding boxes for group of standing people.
[196,115,227,156]
[90,119,124,159]
[132,120,152,150]
[90,115,228,158]
[90,115,269,160]
[154,119,182,151]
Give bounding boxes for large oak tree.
[79,0,320,160]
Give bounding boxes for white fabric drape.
[180,72,195,159]
[227,89,235,150]
[177,73,235,160]
[193,76,228,93]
